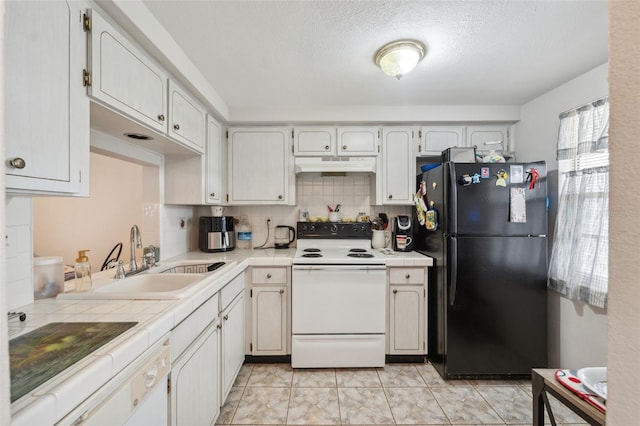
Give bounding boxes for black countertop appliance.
[392,215,414,252]
[199,216,236,252]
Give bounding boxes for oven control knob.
[330,224,338,233]
[300,224,307,232]
[309,224,316,232]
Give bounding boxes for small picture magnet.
[481,167,490,179]
[510,165,524,184]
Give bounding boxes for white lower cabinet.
[220,274,246,402]
[171,323,219,426]
[251,286,287,355]
[248,267,290,356]
[388,267,427,355]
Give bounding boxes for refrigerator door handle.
[449,236,458,306]
[448,162,458,234]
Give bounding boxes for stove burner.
[349,248,367,253]
[347,253,374,258]
[304,248,321,253]
[302,253,323,258]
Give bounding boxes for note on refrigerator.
[510,187,527,223]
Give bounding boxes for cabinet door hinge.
[423,341,426,350]
[250,289,253,297]
[418,129,422,139]
[226,130,229,139]
[418,145,422,153]
[424,288,426,297]
[250,342,253,352]
[291,145,294,154]
[83,69,92,87]
[226,194,229,202]
[82,13,92,32]
[167,376,171,394]
[291,129,294,139]
[377,145,380,153]
[377,129,381,139]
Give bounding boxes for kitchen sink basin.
[58,273,204,300]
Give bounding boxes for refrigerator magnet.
[471,173,481,184]
[495,170,508,187]
[481,167,490,179]
[510,165,524,183]
[509,187,527,223]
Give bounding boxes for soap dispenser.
[75,250,92,292]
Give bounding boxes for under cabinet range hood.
[294,156,377,174]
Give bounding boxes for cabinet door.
[171,324,220,426]
[466,125,510,151]
[206,117,224,204]
[381,128,415,205]
[294,127,335,156]
[5,0,89,194]
[389,284,424,354]
[337,127,380,156]
[221,293,245,401]
[420,127,465,155]
[88,9,168,134]
[252,286,287,355]
[168,80,206,153]
[228,128,292,204]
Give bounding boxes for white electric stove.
[291,222,386,368]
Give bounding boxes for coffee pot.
[274,225,296,249]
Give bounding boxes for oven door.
[292,264,386,334]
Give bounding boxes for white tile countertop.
[9,248,431,424]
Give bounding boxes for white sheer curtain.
[548,98,609,309]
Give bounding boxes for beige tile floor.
[216,362,589,425]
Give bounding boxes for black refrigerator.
[415,161,548,379]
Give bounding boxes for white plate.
[577,367,607,400]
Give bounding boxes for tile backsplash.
[200,173,411,249]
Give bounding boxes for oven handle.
[293,265,386,271]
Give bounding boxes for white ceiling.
[140,0,608,115]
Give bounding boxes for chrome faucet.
[129,225,143,272]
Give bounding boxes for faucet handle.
[115,261,126,279]
[142,252,155,268]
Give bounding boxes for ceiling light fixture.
[375,40,426,80]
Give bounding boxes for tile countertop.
[9,248,431,424]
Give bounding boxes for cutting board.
[10,321,137,402]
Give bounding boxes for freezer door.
[449,162,547,236]
[445,236,548,378]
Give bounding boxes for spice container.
[33,256,64,299]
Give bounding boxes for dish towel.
[554,369,606,412]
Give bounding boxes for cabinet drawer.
[389,268,425,284]
[220,272,245,310]
[171,293,218,361]
[252,267,288,284]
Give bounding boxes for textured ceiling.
[141,0,608,112]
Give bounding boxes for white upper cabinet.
[466,125,510,152]
[228,127,294,205]
[168,80,206,153]
[337,127,380,156]
[293,127,336,156]
[206,118,224,204]
[379,128,417,205]
[5,0,90,195]
[164,115,224,205]
[87,9,168,134]
[419,126,466,156]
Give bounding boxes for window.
[548,98,609,309]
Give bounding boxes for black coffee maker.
[392,215,415,252]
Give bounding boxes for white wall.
[33,153,147,272]
[515,63,609,368]
[515,63,608,169]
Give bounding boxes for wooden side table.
[532,368,605,426]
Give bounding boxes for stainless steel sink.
[156,262,226,274]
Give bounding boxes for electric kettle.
[274,225,296,249]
